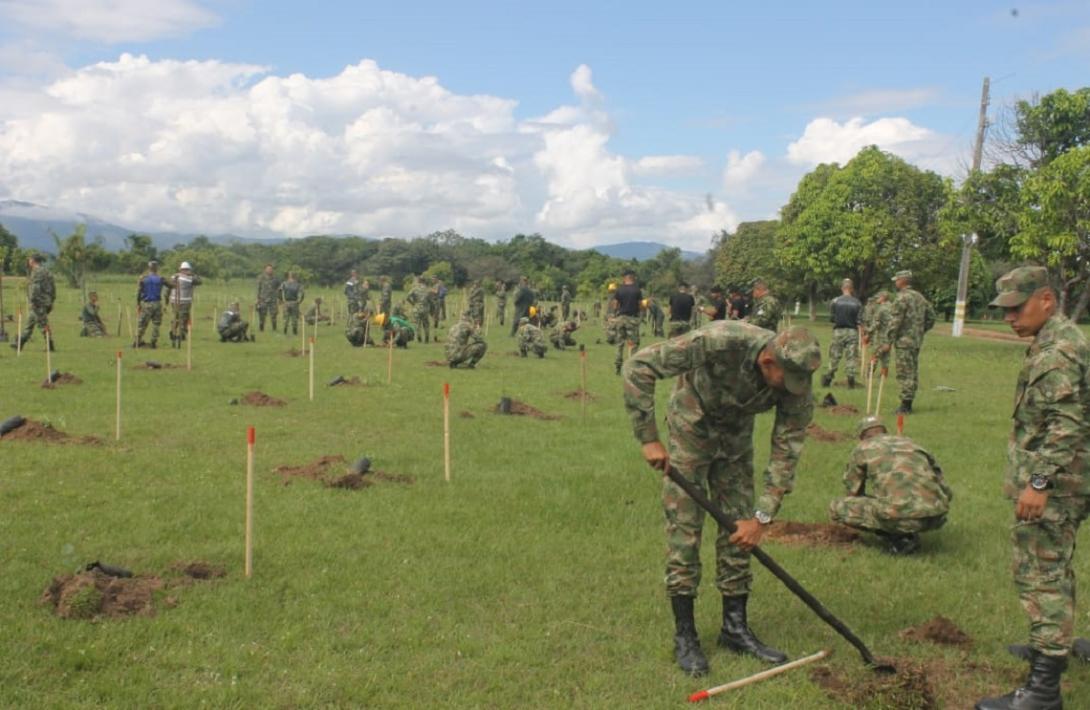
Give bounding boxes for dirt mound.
[459,410,475,418]
[241,391,286,407]
[170,560,227,581]
[284,348,309,357]
[325,472,372,489]
[42,373,82,387]
[563,389,597,401]
[765,521,861,547]
[275,454,346,482]
[135,362,179,370]
[0,419,101,445]
[899,616,972,647]
[492,399,561,420]
[371,470,415,485]
[40,570,163,620]
[811,661,936,709]
[329,376,363,386]
[276,455,415,489]
[807,422,849,442]
[827,404,859,416]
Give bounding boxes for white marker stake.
[245,426,255,578]
[580,350,588,421]
[865,360,876,415]
[15,311,22,356]
[443,382,451,483]
[308,337,315,401]
[44,328,52,380]
[386,335,394,385]
[300,315,306,354]
[875,372,887,415]
[115,351,122,440]
[186,320,193,371]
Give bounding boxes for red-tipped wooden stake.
[897,412,905,435]
[688,650,829,702]
[186,320,193,371]
[115,351,122,441]
[443,382,451,483]
[245,426,255,578]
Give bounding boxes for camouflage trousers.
[668,321,691,338]
[550,332,576,350]
[1012,495,1090,656]
[413,308,431,343]
[283,302,300,334]
[468,303,484,326]
[80,321,106,337]
[171,303,193,340]
[561,303,570,320]
[256,299,278,331]
[447,341,487,367]
[894,344,920,402]
[826,328,859,380]
[137,301,162,345]
[219,321,249,342]
[614,316,641,371]
[663,415,756,597]
[829,497,947,535]
[496,301,506,325]
[19,306,51,343]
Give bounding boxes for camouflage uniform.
[304,301,330,326]
[344,312,371,347]
[748,294,782,331]
[829,432,952,535]
[165,270,201,343]
[885,277,935,405]
[614,316,641,367]
[623,323,818,597]
[379,279,393,316]
[255,271,280,332]
[549,321,579,350]
[217,308,250,342]
[406,280,433,343]
[517,320,547,358]
[560,286,572,320]
[466,282,485,325]
[826,293,862,382]
[648,299,666,338]
[80,300,106,337]
[344,275,361,314]
[862,294,892,371]
[136,270,166,347]
[279,279,304,334]
[495,283,507,325]
[19,263,56,345]
[445,317,488,367]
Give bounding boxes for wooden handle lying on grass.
[688,649,830,702]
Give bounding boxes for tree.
[119,234,159,273]
[1012,88,1090,168]
[0,222,17,274]
[1012,145,1090,320]
[52,225,92,293]
[940,164,1025,263]
[714,221,792,295]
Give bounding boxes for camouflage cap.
[770,326,821,396]
[856,416,887,438]
[891,270,911,281]
[989,265,1050,308]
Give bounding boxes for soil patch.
[275,455,415,489]
[135,361,179,370]
[275,454,346,482]
[764,521,861,547]
[170,560,227,581]
[827,404,859,416]
[0,419,101,445]
[459,410,475,418]
[40,570,164,620]
[899,616,972,647]
[241,391,286,407]
[42,372,82,388]
[807,422,849,442]
[284,348,310,357]
[424,360,449,367]
[330,376,363,386]
[492,399,561,420]
[325,472,372,489]
[563,389,598,401]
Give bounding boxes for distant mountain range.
[0,200,706,261]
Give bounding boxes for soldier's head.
[678,282,689,293]
[841,278,854,295]
[351,269,358,278]
[362,278,370,288]
[856,416,887,440]
[315,297,323,304]
[892,270,912,290]
[27,253,44,268]
[709,285,724,300]
[380,275,389,284]
[89,291,98,303]
[264,263,273,275]
[148,260,159,272]
[990,265,1056,338]
[876,290,889,303]
[230,301,240,311]
[751,278,769,298]
[180,261,193,273]
[287,271,296,281]
[757,327,821,395]
[622,269,636,284]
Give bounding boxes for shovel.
[665,465,895,673]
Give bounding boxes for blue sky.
[0,0,1087,249]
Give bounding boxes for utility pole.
[952,76,989,338]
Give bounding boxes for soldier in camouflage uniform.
[135,260,166,348]
[255,264,280,332]
[881,270,935,414]
[406,276,434,343]
[623,323,820,676]
[305,297,330,326]
[647,297,665,337]
[279,272,304,334]
[165,261,201,347]
[549,320,579,350]
[612,270,643,373]
[344,311,372,347]
[746,279,782,331]
[344,270,362,314]
[466,279,485,326]
[560,285,572,320]
[822,278,862,388]
[495,280,507,326]
[862,291,892,375]
[445,314,488,368]
[516,317,547,358]
[829,416,952,554]
[379,276,393,316]
[13,253,56,350]
[977,266,1090,710]
[217,302,253,342]
[79,291,107,337]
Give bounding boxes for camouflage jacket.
[622,321,813,517]
[446,320,484,357]
[280,280,303,303]
[380,282,393,309]
[844,434,952,518]
[28,266,56,310]
[495,285,507,305]
[406,283,433,313]
[748,294,782,331]
[467,284,484,308]
[560,288,572,305]
[863,301,892,348]
[256,273,280,304]
[1007,314,1090,498]
[81,302,103,326]
[885,287,935,348]
[517,322,545,348]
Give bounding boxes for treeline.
[716,86,1090,321]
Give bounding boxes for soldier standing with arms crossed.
[622,323,820,676]
[976,267,1090,710]
[495,280,507,326]
[880,270,935,415]
[279,272,304,335]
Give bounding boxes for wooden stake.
[865,360,876,415]
[875,372,887,415]
[580,350,588,421]
[211,307,217,335]
[386,334,393,385]
[308,337,315,401]
[44,328,52,379]
[688,649,829,702]
[125,306,134,343]
[15,311,21,356]
[186,320,193,371]
[245,426,255,578]
[443,382,451,483]
[897,412,905,435]
[300,314,306,354]
[116,303,122,337]
[115,351,122,440]
[362,317,370,349]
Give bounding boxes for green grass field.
[1,277,1088,708]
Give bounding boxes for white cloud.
[0,56,730,251]
[821,87,941,115]
[0,0,219,43]
[786,116,959,172]
[722,149,765,190]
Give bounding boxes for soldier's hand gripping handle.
[642,441,670,473]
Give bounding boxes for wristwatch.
[1029,474,1053,492]
[754,510,773,525]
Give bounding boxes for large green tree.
[1012,87,1090,168]
[713,220,792,296]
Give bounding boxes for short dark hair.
[622,269,636,278]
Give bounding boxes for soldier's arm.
[622,332,707,444]
[758,392,814,517]
[885,296,906,343]
[842,446,867,496]
[1017,354,1085,486]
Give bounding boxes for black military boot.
[670,596,709,677]
[717,594,787,664]
[821,373,833,388]
[895,399,913,415]
[975,652,1066,709]
[885,533,920,555]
